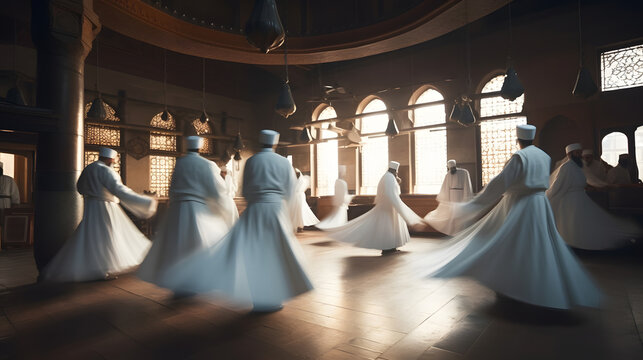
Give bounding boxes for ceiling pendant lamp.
[245,0,285,53]
[233,133,244,152]
[300,127,312,143]
[87,39,107,120]
[458,101,476,126]
[572,0,597,98]
[275,36,296,118]
[200,58,210,123]
[234,150,242,161]
[161,49,171,121]
[500,4,524,101]
[385,116,399,136]
[448,101,462,122]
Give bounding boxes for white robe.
[326,172,422,250]
[607,166,632,185]
[157,148,313,308]
[424,168,473,235]
[547,160,642,250]
[0,174,20,208]
[582,159,608,187]
[138,153,236,284]
[42,161,156,282]
[224,173,240,222]
[316,179,353,230]
[290,174,319,229]
[425,146,601,309]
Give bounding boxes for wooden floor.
[1,232,643,359]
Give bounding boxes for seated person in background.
[582,149,608,187]
[607,154,633,185]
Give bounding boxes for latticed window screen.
[359,99,389,195]
[149,155,176,197]
[601,44,643,92]
[150,112,177,151]
[480,75,526,186]
[192,119,212,154]
[413,89,446,194]
[83,102,121,147]
[315,106,338,196]
[84,150,121,174]
[601,131,628,167]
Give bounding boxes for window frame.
[356,96,389,195]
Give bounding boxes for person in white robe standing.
[423,159,473,235]
[42,147,157,282]
[316,166,353,230]
[157,130,313,312]
[137,136,236,284]
[607,154,634,185]
[0,161,20,209]
[290,168,319,231]
[582,149,608,187]
[547,145,642,250]
[424,125,601,309]
[221,163,240,222]
[326,161,423,255]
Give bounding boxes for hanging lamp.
[87,39,107,120]
[500,3,525,101]
[448,100,462,122]
[300,127,313,143]
[275,36,296,118]
[233,118,244,152]
[234,150,242,161]
[245,0,285,53]
[572,0,597,98]
[200,58,210,123]
[385,116,399,136]
[161,49,171,121]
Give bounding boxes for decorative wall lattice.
[149,155,176,197]
[601,44,643,91]
[84,102,121,146]
[150,112,177,151]
[84,150,121,174]
[192,119,212,154]
[413,89,446,194]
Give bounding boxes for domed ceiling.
[94,0,511,65]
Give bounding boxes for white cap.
[516,124,536,140]
[447,159,456,168]
[99,147,117,159]
[582,149,593,156]
[389,161,400,171]
[565,143,582,154]
[259,129,280,145]
[186,136,204,150]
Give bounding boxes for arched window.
[359,98,388,195]
[636,126,643,175]
[315,106,338,196]
[148,112,178,197]
[479,75,526,186]
[84,101,121,174]
[412,88,446,194]
[192,119,213,154]
[601,131,628,167]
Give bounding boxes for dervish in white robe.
[424,125,601,309]
[326,161,423,254]
[582,150,608,187]
[424,160,473,235]
[316,178,353,230]
[222,163,240,222]
[0,161,20,209]
[157,130,313,312]
[547,156,642,250]
[290,170,319,230]
[138,137,237,284]
[43,148,156,282]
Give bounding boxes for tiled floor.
[1,232,643,359]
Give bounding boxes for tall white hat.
[186,136,204,150]
[447,159,456,168]
[582,149,593,156]
[99,147,117,159]
[259,129,280,145]
[565,143,582,154]
[389,161,400,171]
[516,124,536,140]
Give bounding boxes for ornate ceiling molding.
[94,0,511,65]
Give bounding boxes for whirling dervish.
[137,136,237,284]
[547,144,642,250]
[326,161,423,255]
[42,147,157,282]
[290,168,319,231]
[157,130,313,312]
[315,166,353,230]
[423,125,602,309]
[423,159,473,235]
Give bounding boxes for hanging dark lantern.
[300,127,312,143]
[6,86,26,106]
[244,0,285,53]
[572,67,597,98]
[385,116,399,136]
[233,133,244,151]
[234,150,242,161]
[87,97,107,120]
[500,65,524,101]
[275,81,296,118]
[199,110,209,123]
[458,102,477,126]
[448,101,462,122]
[161,109,170,121]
